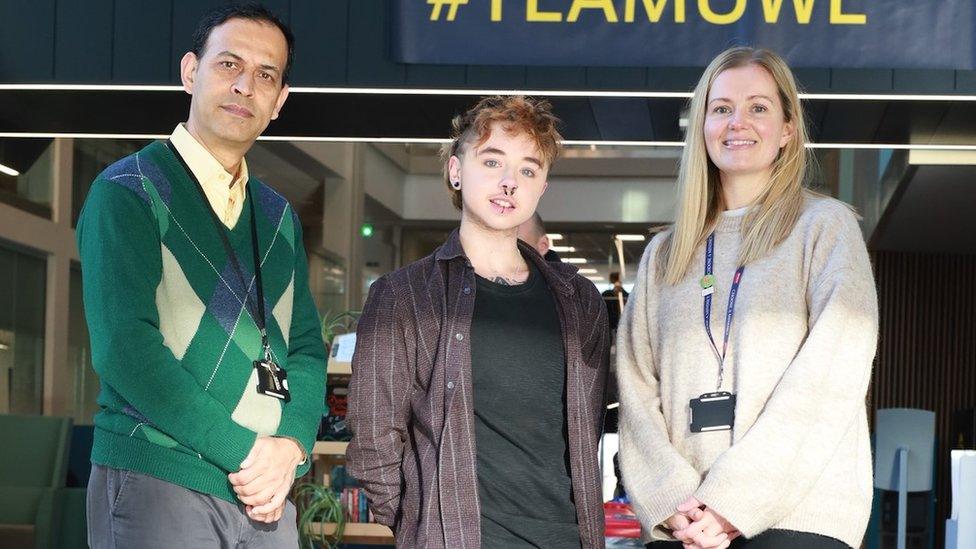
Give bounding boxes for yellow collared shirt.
[170,124,249,229]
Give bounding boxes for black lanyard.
[166,140,269,359]
[702,233,745,390]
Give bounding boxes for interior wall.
[870,250,976,548]
[362,145,407,218]
[401,174,677,223]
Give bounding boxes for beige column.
[43,138,77,417]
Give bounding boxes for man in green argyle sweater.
[78,4,326,547]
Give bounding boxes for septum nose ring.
[502,184,517,196]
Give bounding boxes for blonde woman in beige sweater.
[616,47,878,549]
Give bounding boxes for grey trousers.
[87,464,299,549]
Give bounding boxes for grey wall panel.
[346,0,404,85]
[525,67,587,89]
[405,65,466,87]
[464,66,526,88]
[585,67,646,90]
[113,0,172,83]
[290,0,348,85]
[0,0,56,81]
[792,68,830,93]
[830,68,894,92]
[55,0,113,82]
[646,67,700,91]
[893,69,956,93]
[954,70,976,93]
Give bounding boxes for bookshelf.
[309,441,394,545]
[306,522,394,544]
[312,354,393,546]
[313,440,349,455]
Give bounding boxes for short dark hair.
[192,3,295,84]
[609,272,621,284]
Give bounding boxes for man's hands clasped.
[228,436,304,524]
[667,496,741,549]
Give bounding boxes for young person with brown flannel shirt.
[346,96,610,548]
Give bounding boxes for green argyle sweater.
[77,140,327,503]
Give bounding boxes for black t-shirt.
[470,260,581,549]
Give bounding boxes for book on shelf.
[339,487,379,523]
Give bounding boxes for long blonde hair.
[661,47,813,285]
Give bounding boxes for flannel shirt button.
[455,333,464,341]
[463,287,471,295]
[447,381,455,389]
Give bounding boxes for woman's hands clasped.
[667,496,741,549]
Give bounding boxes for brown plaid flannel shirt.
[346,230,610,548]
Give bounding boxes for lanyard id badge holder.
[255,353,289,401]
[167,141,291,402]
[689,233,743,433]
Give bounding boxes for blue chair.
[0,414,73,549]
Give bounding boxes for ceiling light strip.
[3,84,976,102]
[563,140,685,147]
[0,84,183,92]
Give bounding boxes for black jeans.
[646,529,850,549]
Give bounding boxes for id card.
[689,391,735,433]
[255,359,291,402]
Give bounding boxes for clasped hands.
[666,497,741,549]
[228,436,304,524]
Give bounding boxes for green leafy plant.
[321,310,361,350]
[296,481,346,549]
[292,309,362,549]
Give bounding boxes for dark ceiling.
[872,164,976,254]
[3,90,976,145]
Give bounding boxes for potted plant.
[294,309,363,548]
[295,481,345,549]
[321,310,360,349]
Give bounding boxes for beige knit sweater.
[616,195,878,548]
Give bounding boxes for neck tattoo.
[491,261,524,286]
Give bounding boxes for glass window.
[309,252,347,316]
[0,138,55,219]
[72,139,149,227]
[69,264,98,425]
[0,242,46,415]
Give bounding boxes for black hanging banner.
[391,0,976,70]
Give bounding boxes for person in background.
[601,271,629,332]
[616,47,877,549]
[518,211,562,262]
[78,4,326,547]
[347,95,610,549]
